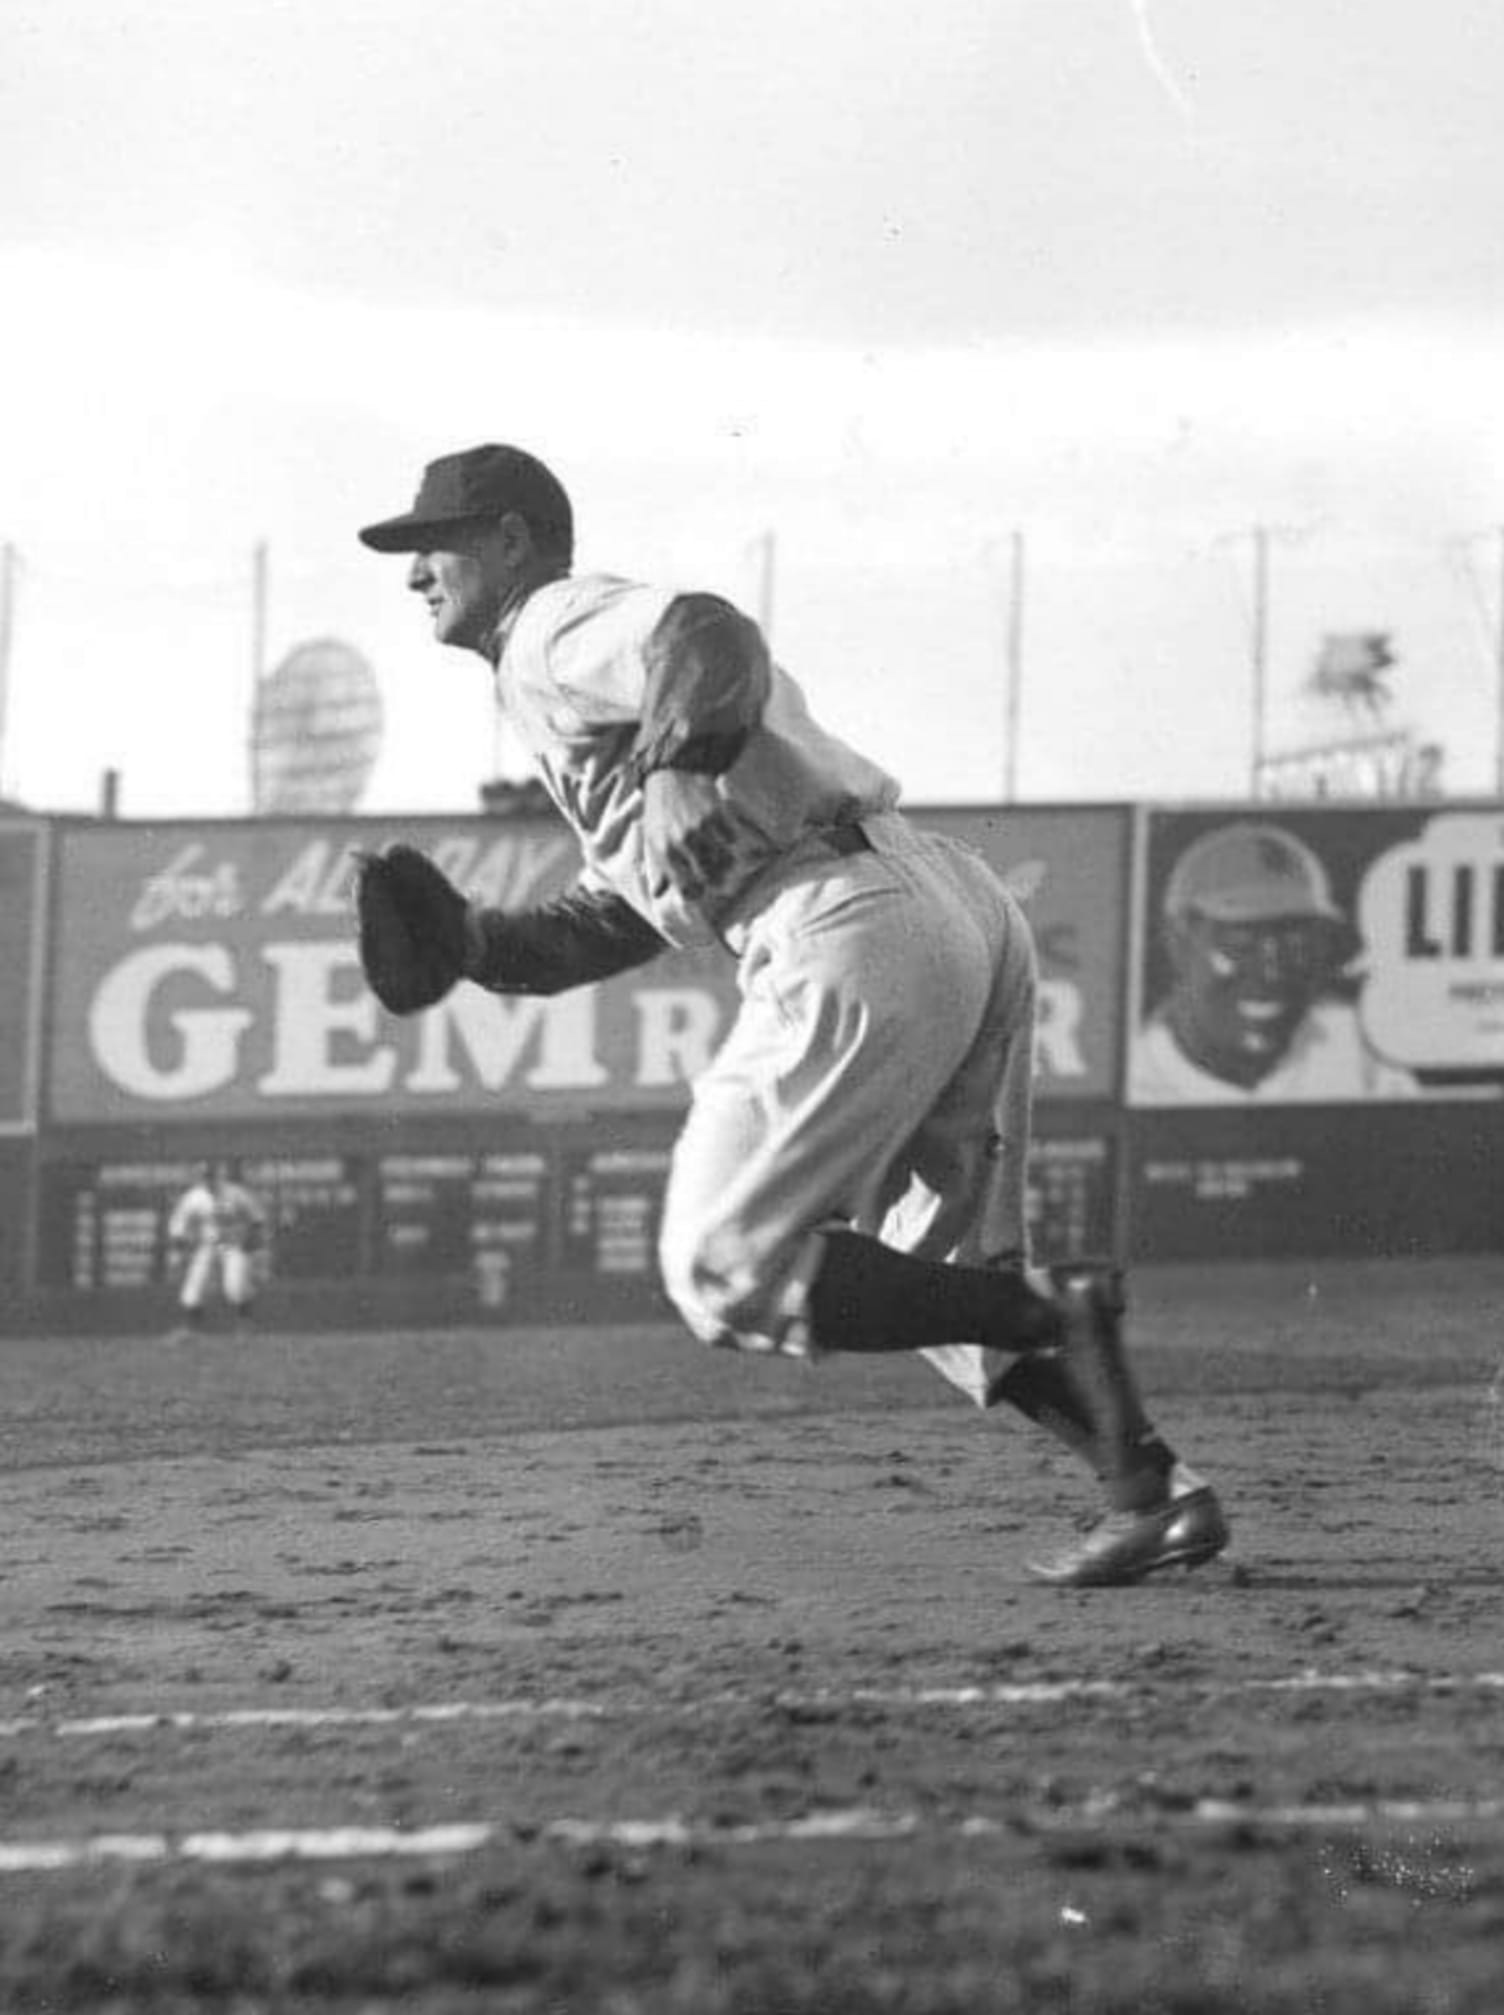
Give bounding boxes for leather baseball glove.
[354,844,473,1014]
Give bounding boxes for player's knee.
[658,1233,734,1344]
[659,1224,784,1351]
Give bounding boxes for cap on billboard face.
[358,445,573,554]
[1164,822,1342,924]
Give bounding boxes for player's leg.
[168,1244,213,1341]
[222,1248,256,1328]
[797,835,1092,1359]
[864,852,1071,1403]
[803,865,1064,1360]
[904,1131,1225,1584]
[659,837,1064,1359]
[1026,1265,1228,1584]
[801,1224,1064,1354]
[881,835,1227,1582]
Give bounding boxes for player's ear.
[492,512,537,568]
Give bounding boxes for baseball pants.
[659,810,1038,1407]
[179,1245,255,1313]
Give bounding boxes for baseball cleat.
[1025,1487,1230,1588]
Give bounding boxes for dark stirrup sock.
[989,1353,1099,1464]
[1124,1430,1177,1499]
[992,1354,1182,1485]
[1056,1272,1179,1512]
[805,1229,1064,1355]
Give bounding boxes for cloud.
[3,245,1502,818]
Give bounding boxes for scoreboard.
[33,1112,1118,1324]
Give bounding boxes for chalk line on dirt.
[812,1669,1504,1709]
[0,1699,606,1739]
[4,1797,1504,1876]
[2,1667,1501,1743]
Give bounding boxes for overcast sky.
[3,0,1503,816]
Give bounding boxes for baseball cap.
[358,444,574,554]
[1163,822,1342,924]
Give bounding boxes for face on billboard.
[1161,909,1339,1088]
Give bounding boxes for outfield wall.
[3,801,1501,1332]
[1124,803,1504,1260]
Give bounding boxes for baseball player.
[165,1161,268,1338]
[355,443,1228,1585]
[1131,821,1418,1104]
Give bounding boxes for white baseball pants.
[179,1244,255,1312]
[659,810,1039,1407]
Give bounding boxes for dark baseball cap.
[358,444,574,554]
[1164,822,1342,924]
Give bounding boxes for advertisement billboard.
[48,816,696,1123]
[1127,804,1504,1107]
[0,821,47,1133]
[929,805,1129,1102]
[0,1139,33,1294]
[1124,803,1504,1261]
[47,806,1131,1126]
[1127,1102,1504,1261]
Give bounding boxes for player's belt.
[719,822,875,951]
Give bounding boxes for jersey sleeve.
[623,593,773,783]
[467,884,670,996]
[166,1191,200,1243]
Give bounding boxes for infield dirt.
[1,1255,1502,2012]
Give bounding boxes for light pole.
[1249,523,1270,799]
[249,540,270,811]
[0,543,14,799]
[1003,529,1025,803]
[1495,527,1504,796]
[751,529,776,643]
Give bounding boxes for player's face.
[406,520,523,650]
[1165,911,1332,1084]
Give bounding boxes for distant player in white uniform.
[1130,821,1418,1105]
[166,1162,267,1337]
[356,443,1228,1586]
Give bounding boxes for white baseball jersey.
[490,574,899,945]
[167,1179,266,1253]
[1129,1001,1418,1104]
